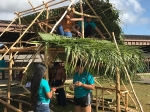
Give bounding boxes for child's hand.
[51,88,56,92]
[75,81,83,87]
[77,31,82,37]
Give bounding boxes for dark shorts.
[74,92,92,107]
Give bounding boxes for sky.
[0,0,150,35]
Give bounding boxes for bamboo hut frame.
[0,0,143,111]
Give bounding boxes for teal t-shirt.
[78,20,96,31]
[73,71,94,98]
[37,79,51,103]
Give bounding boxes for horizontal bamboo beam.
[95,86,126,92]
[0,99,22,112]
[0,97,31,106]
[0,67,26,70]
[0,46,37,53]
[69,8,101,19]
[0,47,65,53]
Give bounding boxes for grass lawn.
[1,76,150,112]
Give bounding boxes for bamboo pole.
[125,92,128,112]
[102,90,104,111]
[17,12,22,47]
[0,97,31,106]
[20,45,45,85]
[84,0,112,38]
[122,80,137,109]
[0,67,26,70]
[0,99,22,112]
[9,51,19,61]
[80,0,84,38]
[70,8,100,19]
[44,43,49,80]
[110,83,127,106]
[0,46,37,53]
[50,0,76,33]
[19,0,54,14]
[0,17,17,37]
[39,53,44,63]
[46,4,49,32]
[19,103,22,110]
[0,8,45,60]
[116,67,120,112]
[112,32,144,112]
[28,0,46,33]
[96,88,98,112]
[21,0,69,16]
[21,85,31,94]
[7,53,13,105]
[94,79,112,94]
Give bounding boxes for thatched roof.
[34,33,146,78]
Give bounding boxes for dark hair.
[54,62,60,67]
[30,64,46,108]
[76,60,81,66]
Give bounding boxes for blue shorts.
[57,25,72,37]
[34,102,50,112]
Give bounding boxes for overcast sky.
[0,0,150,35]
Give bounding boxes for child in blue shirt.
[30,64,56,112]
[77,17,105,39]
[70,60,95,112]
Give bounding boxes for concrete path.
[132,73,150,84]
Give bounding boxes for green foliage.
[38,33,146,81]
[76,0,122,40]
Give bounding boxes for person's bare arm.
[82,84,95,90]
[46,88,56,98]
[72,25,82,36]
[75,81,95,90]
[65,14,83,21]
[94,27,106,39]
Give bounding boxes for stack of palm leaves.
[37,33,146,81]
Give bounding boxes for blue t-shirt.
[78,20,96,31]
[37,79,51,103]
[73,71,94,98]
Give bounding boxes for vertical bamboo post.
[45,2,49,32]
[80,0,84,38]
[6,53,13,112]
[4,108,7,112]
[96,88,98,112]
[116,67,120,112]
[122,80,137,109]
[16,12,22,47]
[112,32,144,112]
[44,43,49,80]
[19,103,22,110]
[7,53,13,102]
[125,92,128,112]
[102,89,104,111]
